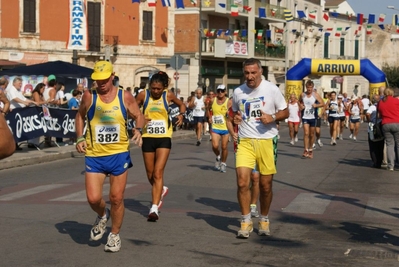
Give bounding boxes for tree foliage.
[382,63,399,88]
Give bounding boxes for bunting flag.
[346,11,352,20]
[266,30,271,38]
[233,29,240,36]
[225,29,230,35]
[132,0,140,3]
[204,1,211,7]
[397,26,399,33]
[271,8,276,16]
[357,13,364,24]
[243,6,252,12]
[345,26,351,32]
[231,5,238,16]
[393,14,399,26]
[217,29,223,36]
[148,0,156,7]
[190,0,197,5]
[330,11,339,18]
[378,14,386,23]
[241,29,247,37]
[259,7,266,18]
[309,10,316,20]
[323,12,329,21]
[292,29,297,33]
[368,14,375,24]
[203,29,209,36]
[366,25,372,34]
[210,29,216,36]
[257,30,263,40]
[297,10,306,19]
[218,3,226,8]
[284,9,293,22]
[161,0,171,7]
[335,27,342,37]
[378,24,385,30]
[176,0,185,8]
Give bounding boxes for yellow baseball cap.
[91,61,113,80]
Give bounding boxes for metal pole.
[197,0,203,87]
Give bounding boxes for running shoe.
[301,150,309,158]
[307,150,313,159]
[220,163,227,173]
[312,143,316,149]
[353,137,357,141]
[214,157,221,170]
[294,136,298,142]
[147,207,159,222]
[158,186,169,210]
[332,140,337,146]
[317,139,323,147]
[339,135,343,140]
[250,204,259,218]
[349,134,353,139]
[290,140,295,146]
[237,220,253,238]
[258,221,270,236]
[104,233,121,252]
[90,208,110,241]
[196,140,201,146]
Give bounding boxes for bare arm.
[0,91,10,114]
[75,90,92,153]
[0,114,15,159]
[124,91,145,147]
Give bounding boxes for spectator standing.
[361,94,370,123]
[75,61,144,252]
[378,87,399,171]
[28,83,47,148]
[0,77,10,115]
[55,82,68,108]
[366,94,384,168]
[68,89,82,110]
[232,58,288,238]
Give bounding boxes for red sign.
[173,72,179,80]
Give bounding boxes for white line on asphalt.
[50,184,136,202]
[0,184,70,201]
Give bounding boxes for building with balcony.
[0,0,174,88]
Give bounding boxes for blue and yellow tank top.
[142,89,172,138]
[211,97,228,131]
[85,89,129,157]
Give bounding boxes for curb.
[0,131,196,170]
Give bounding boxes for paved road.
[1,123,399,267]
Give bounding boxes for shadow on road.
[124,198,151,218]
[195,197,240,212]
[186,211,237,235]
[55,220,104,247]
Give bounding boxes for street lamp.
[387,5,399,10]
[197,0,203,88]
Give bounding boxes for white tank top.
[302,93,317,120]
[288,102,300,122]
[192,96,205,117]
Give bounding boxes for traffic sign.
[170,55,185,70]
[173,72,179,80]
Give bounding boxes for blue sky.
[346,0,398,23]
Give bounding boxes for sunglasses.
[216,89,226,93]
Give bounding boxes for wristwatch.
[135,128,143,135]
[271,114,276,121]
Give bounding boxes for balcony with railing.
[254,41,285,58]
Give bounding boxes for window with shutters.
[23,0,36,33]
[87,2,101,52]
[323,34,329,59]
[340,38,345,56]
[354,40,359,59]
[142,11,153,41]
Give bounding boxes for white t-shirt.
[288,102,300,122]
[301,93,317,120]
[6,86,27,109]
[232,80,287,139]
[55,90,65,101]
[361,98,370,110]
[192,96,205,117]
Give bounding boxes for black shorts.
[142,137,172,152]
[193,116,205,124]
[315,118,321,127]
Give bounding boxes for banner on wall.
[225,41,248,56]
[67,0,88,50]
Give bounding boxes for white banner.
[67,0,88,51]
[225,41,248,56]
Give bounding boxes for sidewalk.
[0,130,196,170]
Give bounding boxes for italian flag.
[366,25,372,35]
[233,29,240,36]
[147,0,156,7]
[309,10,316,20]
[231,5,238,16]
[257,30,263,40]
[335,27,342,37]
[378,14,385,23]
[271,8,276,16]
